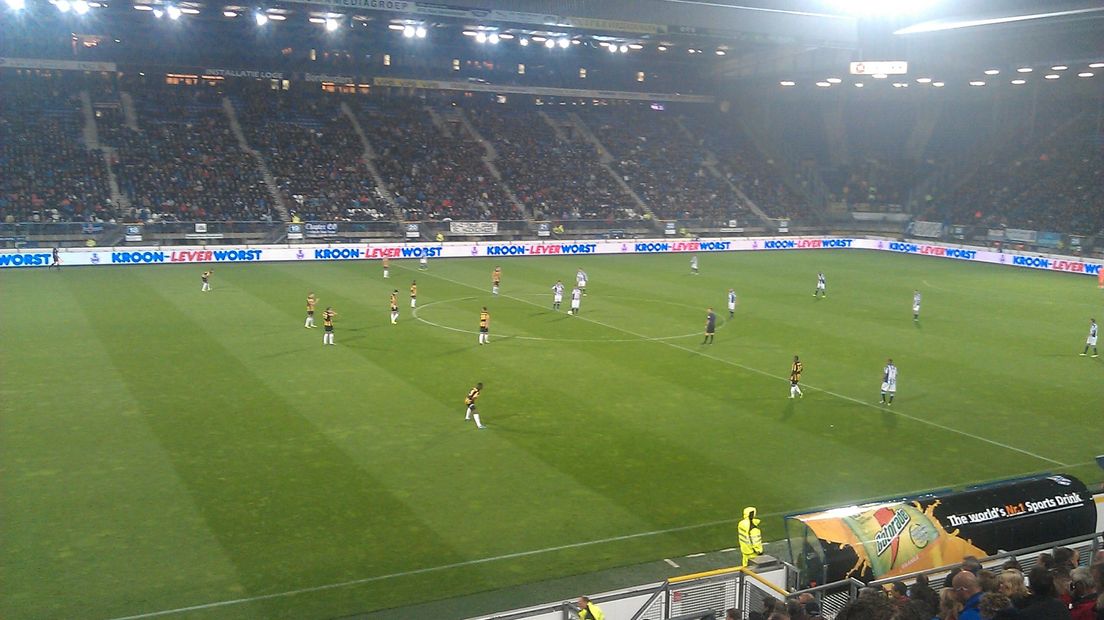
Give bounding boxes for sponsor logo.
[400,246,442,258]
[112,251,166,264]
[368,246,402,259]
[526,243,598,255]
[315,248,362,260]
[634,242,669,253]
[486,245,528,256]
[169,249,263,262]
[0,252,51,267]
[90,253,101,264]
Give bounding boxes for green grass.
[1,250,1100,620]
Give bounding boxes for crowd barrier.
[1,237,1101,277]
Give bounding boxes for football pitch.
[2,249,1101,620]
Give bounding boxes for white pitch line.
[103,461,1093,620]
[664,558,681,568]
[405,267,1069,468]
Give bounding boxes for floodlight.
[488,33,499,44]
[619,44,628,53]
[657,45,667,51]
[1091,63,1104,69]
[829,0,936,15]
[968,80,985,86]
[558,38,570,49]
[1016,67,1032,73]
[325,18,339,32]
[932,82,944,87]
[518,37,528,46]
[6,0,26,11]
[1011,79,1026,85]
[984,69,999,75]
[779,81,795,86]
[916,77,931,83]
[628,43,643,50]
[1077,72,1094,78]
[497,33,513,39]
[265,12,283,19]
[223,10,237,17]
[415,25,426,38]
[815,81,830,87]
[134,4,153,9]
[607,43,617,53]
[1044,74,1059,79]
[715,50,726,56]
[254,11,268,25]
[854,82,864,87]
[165,4,181,19]
[151,7,162,17]
[872,73,887,79]
[826,77,841,83]
[55,0,71,12]
[1050,65,1067,71]
[402,25,415,38]
[475,32,486,43]
[545,38,555,48]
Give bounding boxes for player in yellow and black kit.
[789,355,803,399]
[322,307,336,345]
[410,281,418,309]
[464,382,484,428]
[492,266,501,295]
[305,293,317,328]
[478,306,490,345]
[201,270,212,292]
[390,290,399,324]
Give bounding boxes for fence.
[469,530,1104,620]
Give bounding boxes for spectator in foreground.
[954,570,984,620]
[909,574,941,616]
[834,592,896,620]
[1018,566,1071,619]
[977,593,1016,619]
[1069,567,1098,620]
[997,569,1031,609]
[939,587,964,620]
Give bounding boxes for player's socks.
[465,407,471,420]
[473,413,483,428]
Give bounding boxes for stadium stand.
[584,105,743,223]
[99,81,274,222]
[234,86,386,222]
[0,72,115,223]
[465,104,641,221]
[355,97,518,222]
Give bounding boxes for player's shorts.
[881,381,897,393]
[913,305,920,313]
[553,294,563,303]
[571,300,580,308]
[480,327,488,333]
[578,280,587,288]
[791,380,799,386]
[705,326,715,335]
[324,325,333,332]
[816,283,825,290]
[307,310,314,316]
[1088,336,1098,346]
[728,303,736,312]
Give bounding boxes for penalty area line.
[402,266,1069,468]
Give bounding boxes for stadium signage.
[450,221,498,235]
[304,73,355,84]
[305,222,339,237]
[397,246,442,258]
[204,68,285,79]
[315,248,361,260]
[0,57,117,72]
[525,243,598,255]
[0,252,51,267]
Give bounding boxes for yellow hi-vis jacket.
[579,601,605,620]
[738,506,763,562]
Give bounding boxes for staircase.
[453,109,530,220]
[425,106,453,138]
[537,111,569,141]
[119,92,139,131]
[80,90,129,211]
[566,112,653,219]
[222,97,290,221]
[340,102,403,219]
[674,116,774,227]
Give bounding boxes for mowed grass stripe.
[0,271,245,620]
[71,269,493,618]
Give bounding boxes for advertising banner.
[537,223,551,238]
[1006,228,1038,243]
[787,475,1096,584]
[449,221,498,236]
[909,220,944,238]
[304,222,338,238]
[287,224,304,241]
[1036,232,1062,248]
[124,225,143,242]
[404,223,420,239]
[664,222,677,236]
